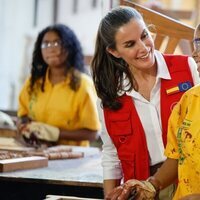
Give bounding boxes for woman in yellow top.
[108,84,200,200]
[18,24,101,147]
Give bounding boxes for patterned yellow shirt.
[165,84,200,199]
[18,69,101,146]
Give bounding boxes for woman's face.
[193,30,200,53]
[193,29,200,74]
[41,31,67,67]
[107,18,155,71]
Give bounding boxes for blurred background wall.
[0,0,199,110]
[0,0,118,110]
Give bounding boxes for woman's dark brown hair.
[30,24,86,93]
[91,6,143,110]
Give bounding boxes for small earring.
[119,58,126,65]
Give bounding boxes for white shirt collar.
[154,50,171,80]
[120,50,171,97]
[123,50,171,98]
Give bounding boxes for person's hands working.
[20,122,60,147]
[105,179,156,200]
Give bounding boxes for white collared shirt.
[100,50,200,180]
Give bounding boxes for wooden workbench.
[0,146,103,200]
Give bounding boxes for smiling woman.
[17,24,101,147]
[90,6,200,200]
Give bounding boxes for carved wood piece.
[0,156,48,172]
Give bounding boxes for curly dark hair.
[30,24,86,93]
[91,6,143,110]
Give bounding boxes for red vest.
[104,55,193,182]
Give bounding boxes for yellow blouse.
[165,85,200,199]
[18,69,101,146]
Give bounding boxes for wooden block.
[0,128,17,137]
[45,195,103,200]
[0,137,35,151]
[0,156,48,172]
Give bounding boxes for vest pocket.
[109,112,132,136]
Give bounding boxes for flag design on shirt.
[166,81,192,95]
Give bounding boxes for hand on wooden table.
[105,179,156,200]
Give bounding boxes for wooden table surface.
[0,145,104,200]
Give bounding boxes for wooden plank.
[0,128,17,137]
[0,137,34,151]
[123,1,194,39]
[0,156,48,172]
[0,148,103,189]
[122,1,195,54]
[45,195,103,200]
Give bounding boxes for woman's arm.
[106,158,178,200]
[59,128,99,141]
[180,194,200,200]
[100,106,123,196]
[16,115,32,131]
[149,158,178,190]
[104,179,121,196]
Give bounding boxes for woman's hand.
[16,116,32,132]
[20,121,59,146]
[105,185,124,200]
[105,179,156,200]
[179,194,200,200]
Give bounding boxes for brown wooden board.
[45,195,103,200]
[0,156,48,172]
[0,144,83,161]
[0,137,35,151]
[0,128,17,137]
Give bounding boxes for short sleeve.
[78,75,101,131]
[17,78,30,117]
